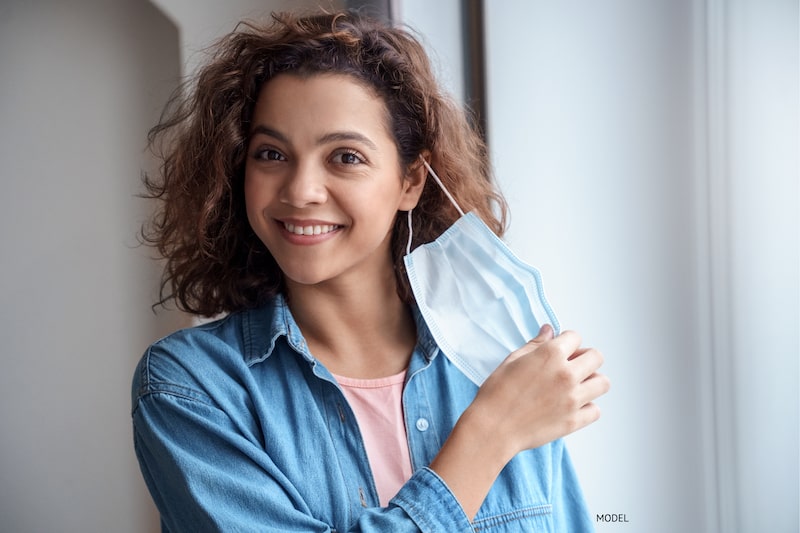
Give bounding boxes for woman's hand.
[471,324,610,457]
[430,325,610,520]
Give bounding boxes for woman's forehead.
[251,73,394,145]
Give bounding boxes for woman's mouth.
[282,222,342,236]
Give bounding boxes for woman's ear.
[398,153,429,211]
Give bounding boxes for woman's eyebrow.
[250,125,379,152]
[250,125,287,143]
[317,131,379,151]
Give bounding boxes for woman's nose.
[279,162,328,207]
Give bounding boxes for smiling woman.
[133,9,608,532]
[243,73,424,291]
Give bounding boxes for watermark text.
[596,513,630,523]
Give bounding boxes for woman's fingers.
[570,347,604,380]
[577,372,611,407]
[549,330,582,358]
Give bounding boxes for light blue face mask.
[403,161,560,385]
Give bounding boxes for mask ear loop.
[407,158,466,255]
[421,159,465,217]
[406,208,413,255]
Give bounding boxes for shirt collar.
[241,293,311,366]
[240,293,440,367]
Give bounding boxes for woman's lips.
[282,221,341,236]
[276,219,344,244]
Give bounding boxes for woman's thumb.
[533,323,555,342]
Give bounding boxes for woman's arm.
[430,325,609,519]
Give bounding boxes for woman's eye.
[332,150,365,165]
[255,148,285,161]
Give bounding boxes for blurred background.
[0,0,796,531]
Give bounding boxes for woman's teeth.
[283,222,339,236]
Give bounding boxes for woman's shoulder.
[150,312,243,358]
[131,299,284,404]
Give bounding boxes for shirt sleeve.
[132,371,474,532]
[550,440,595,532]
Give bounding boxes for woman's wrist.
[428,404,517,520]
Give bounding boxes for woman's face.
[244,73,424,290]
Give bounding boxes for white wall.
[722,1,799,530]
[0,2,180,531]
[483,1,798,532]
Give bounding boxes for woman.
[133,9,609,532]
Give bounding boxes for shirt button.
[415,418,429,432]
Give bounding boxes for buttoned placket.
[284,307,447,519]
[307,357,383,518]
[402,349,442,473]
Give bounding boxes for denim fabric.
[131,294,594,532]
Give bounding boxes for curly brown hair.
[142,9,508,317]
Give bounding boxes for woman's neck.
[284,270,417,379]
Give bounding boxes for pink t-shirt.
[333,370,413,507]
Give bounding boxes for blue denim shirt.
[131,295,594,532]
